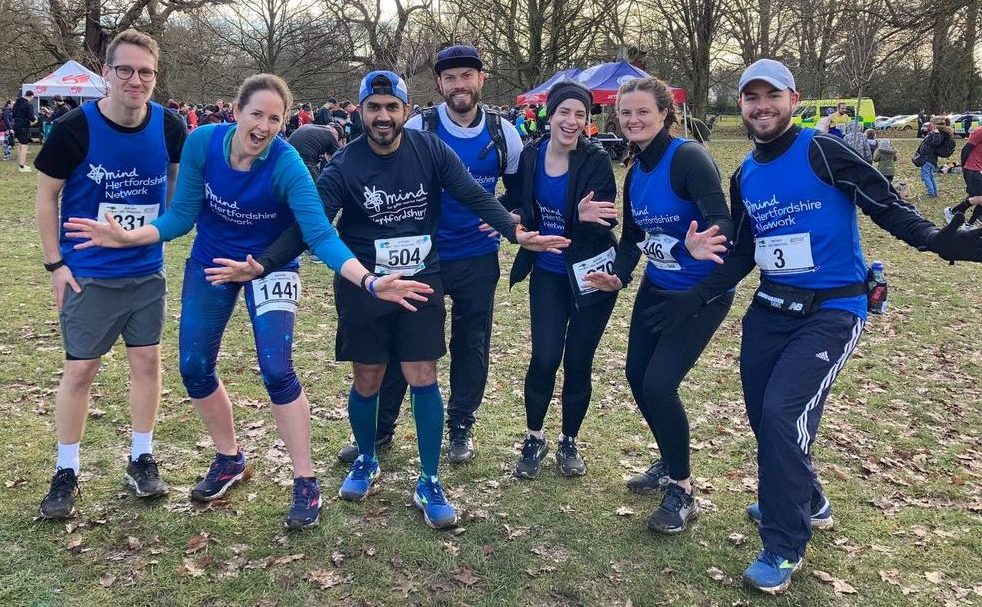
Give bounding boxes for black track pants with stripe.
[740,305,864,561]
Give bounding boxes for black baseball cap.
[434,45,483,75]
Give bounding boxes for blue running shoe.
[339,456,380,502]
[747,494,834,530]
[285,477,322,530]
[743,550,803,594]
[190,452,248,502]
[413,476,458,529]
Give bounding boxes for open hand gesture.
[577,191,617,227]
[684,221,728,264]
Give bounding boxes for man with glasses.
[34,29,186,518]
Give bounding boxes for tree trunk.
[965,0,980,108]
[928,14,949,112]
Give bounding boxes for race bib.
[638,233,680,271]
[755,233,815,274]
[374,235,431,276]
[251,272,301,316]
[572,247,616,294]
[97,203,159,231]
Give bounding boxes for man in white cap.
[645,58,982,594]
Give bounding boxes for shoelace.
[350,458,375,480]
[292,479,317,505]
[646,461,667,477]
[422,480,448,506]
[448,426,471,443]
[52,469,80,499]
[205,456,240,482]
[140,456,161,480]
[757,549,784,568]
[660,484,688,512]
[558,440,579,459]
[520,437,543,459]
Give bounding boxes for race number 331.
[754,233,815,274]
[97,203,159,231]
[251,272,301,316]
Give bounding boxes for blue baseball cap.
[738,59,796,93]
[434,45,483,74]
[358,70,409,105]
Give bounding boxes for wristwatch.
[44,259,66,272]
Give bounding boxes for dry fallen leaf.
[925,571,944,584]
[812,570,858,594]
[66,537,84,553]
[98,575,116,588]
[307,568,348,590]
[126,536,142,551]
[269,553,304,567]
[726,532,747,545]
[452,564,479,587]
[184,532,210,555]
[176,557,209,578]
[706,567,727,582]
[615,506,635,516]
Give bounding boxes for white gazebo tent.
[21,60,108,101]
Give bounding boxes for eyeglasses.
[108,65,157,82]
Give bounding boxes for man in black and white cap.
[335,45,525,466]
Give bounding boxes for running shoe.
[648,483,699,534]
[284,477,321,530]
[743,550,803,595]
[556,436,586,477]
[746,493,834,530]
[336,433,393,465]
[514,434,548,479]
[39,468,80,519]
[125,453,168,497]
[447,423,475,464]
[626,460,670,494]
[339,455,381,501]
[413,476,458,529]
[190,452,248,502]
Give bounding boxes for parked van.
[791,98,877,129]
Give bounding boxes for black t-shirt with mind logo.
[314,129,517,277]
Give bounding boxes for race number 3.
[374,235,431,276]
[754,233,815,274]
[572,247,616,294]
[251,272,301,316]
[637,233,681,271]
[97,203,160,231]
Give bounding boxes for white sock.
[131,431,153,461]
[56,443,80,474]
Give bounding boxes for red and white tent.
[22,60,108,99]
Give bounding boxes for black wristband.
[44,259,66,272]
[360,272,374,290]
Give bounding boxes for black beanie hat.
[546,81,592,118]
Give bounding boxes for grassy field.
[0,137,979,607]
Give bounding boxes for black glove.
[643,288,705,333]
[930,212,982,263]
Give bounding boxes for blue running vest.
[434,116,501,261]
[191,125,298,270]
[740,128,867,318]
[533,143,569,275]
[60,101,168,278]
[630,138,719,291]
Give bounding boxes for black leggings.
[524,267,617,437]
[625,280,733,481]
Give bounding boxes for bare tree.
[323,0,432,70]
[642,0,725,118]
[196,0,349,98]
[723,0,794,66]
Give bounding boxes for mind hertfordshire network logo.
[87,164,166,199]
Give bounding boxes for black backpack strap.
[421,107,439,133]
[482,106,509,176]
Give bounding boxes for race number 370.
[251,272,301,316]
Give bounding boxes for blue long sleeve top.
[152,124,354,272]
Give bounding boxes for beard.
[742,110,792,142]
[443,87,480,114]
[366,119,404,148]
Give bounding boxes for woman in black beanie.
[501,80,620,479]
